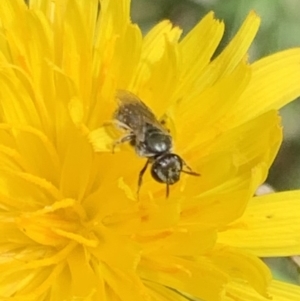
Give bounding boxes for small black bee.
[112,90,199,197]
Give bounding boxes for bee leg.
[112,133,134,153]
[137,159,150,197]
[166,182,170,199]
[181,160,200,176]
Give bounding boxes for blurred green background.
[131,0,300,286]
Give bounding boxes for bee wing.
[115,90,169,138]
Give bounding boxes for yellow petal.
[10,125,60,185]
[179,110,281,227]
[218,191,300,257]
[0,0,56,129]
[132,22,182,116]
[139,255,229,301]
[229,48,300,127]
[195,11,260,91]
[141,228,217,257]
[270,280,300,301]
[213,11,260,77]
[146,281,194,301]
[181,165,256,227]
[60,0,95,101]
[90,224,141,273]
[203,110,282,178]
[175,12,224,97]
[88,126,114,152]
[209,245,272,297]
[0,72,42,127]
[174,61,251,150]
[60,131,93,201]
[101,264,150,301]
[140,20,182,65]
[67,245,98,298]
[134,38,180,117]
[224,280,300,301]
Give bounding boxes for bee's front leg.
[112,133,135,153]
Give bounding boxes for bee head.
[151,153,182,185]
[151,153,200,197]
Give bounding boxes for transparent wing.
[114,90,169,140]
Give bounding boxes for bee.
[112,90,200,197]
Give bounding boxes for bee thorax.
[144,129,172,153]
[134,128,172,157]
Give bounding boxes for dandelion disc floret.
[1,0,300,301]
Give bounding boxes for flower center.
[15,198,98,248]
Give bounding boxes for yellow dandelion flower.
[0,0,300,301]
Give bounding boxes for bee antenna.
[181,160,200,177]
[181,170,200,177]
